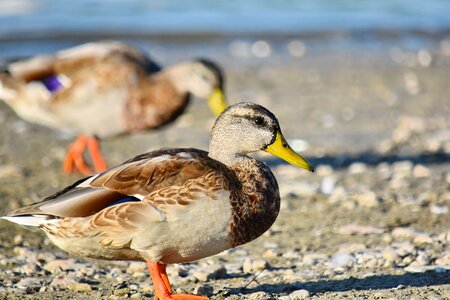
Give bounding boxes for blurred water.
[0,0,449,40]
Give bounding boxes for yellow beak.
[265,132,314,172]
[208,88,228,117]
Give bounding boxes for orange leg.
[86,136,107,172]
[63,135,93,175]
[147,261,208,300]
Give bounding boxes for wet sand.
[0,39,449,299]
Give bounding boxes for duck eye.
[254,116,264,126]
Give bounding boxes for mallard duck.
[2,102,313,300]
[0,41,227,175]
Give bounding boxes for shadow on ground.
[229,271,450,295]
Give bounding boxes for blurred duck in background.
[0,41,228,175]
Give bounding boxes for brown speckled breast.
[228,159,280,247]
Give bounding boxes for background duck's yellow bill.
[208,88,228,116]
[265,132,314,172]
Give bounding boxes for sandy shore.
[0,39,449,299]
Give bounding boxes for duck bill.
[208,87,228,116]
[265,132,314,172]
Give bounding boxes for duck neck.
[161,64,190,95]
[209,143,281,247]
[226,156,281,248]
[208,146,248,167]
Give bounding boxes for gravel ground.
[0,39,449,299]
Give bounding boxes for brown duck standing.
[0,41,227,175]
[2,102,314,299]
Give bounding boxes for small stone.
[126,261,147,274]
[15,277,41,291]
[435,251,450,265]
[262,249,278,258]
[331,253,355,268]
[337,243,367,253]
[392,242,415,257]
[67,282,92,292]
[320,176,336,194]
[383,248,399,264]
[193,264,226,282]
[130,293,142,299]
[283,250,301,259]
[430,204,449,215]
[302,253,328,265]
[410,251,430,266]
[315,165,333,176]
[243,258,268,273]
[44,259,77,272]
[437,230,450,243]
[132,272,146,278]
[0,165,22,179]
[413,233,433,245]
[337,224,384,235]
[348,162,368,174]
[50,274,78,287]
[392,227,419,239]
[248,291,269,300]
[289,289,311,299]
[417,49,432,67]
[404,265,450,273]
[392,161,414,176]
[13,234,23,245]
[353,191,379,208]
[412,164,431,178]
[114,288,131,296]
[193,284,213,296]
[328,186,347,203]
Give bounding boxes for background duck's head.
[210,102,314,172]
[168,59,228,116]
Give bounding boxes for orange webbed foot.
[63,135,108,175]
[63,135,93,175]
[148,261,209,300]
[86,136,107,172]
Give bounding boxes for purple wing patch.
[42,75,63,93]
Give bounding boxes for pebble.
[320,176,336,194]
[193,264,226,282]
[44,259,78,272]
[348,162,368,174]
[302,253,328,265]
[67,282,92,292]
[413,233,433,245]
[382,248,399,264]
[337,224,384,235]
[405,265,450,273]
[330,253,355,268]
[248,291,270,300]
[126,261,147,274]
[15,277,41,291]
[391,227,420,239]
[328,186,347,203]
[435,251,450,265]
[353,191,380,207]
[193,284,213,296]
[337,243,367,253]
[430,204,449,215]
[412,164,431,178]
[289,289,311,299]
[391,242,415,257]
[130,292,142,299]
[50,274,78,287]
